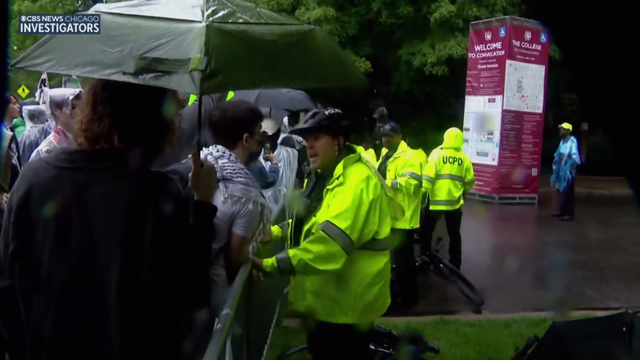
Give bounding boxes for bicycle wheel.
[277,345,311,359]
[370,345,395,359]
[423,254,448,282]
[436,260,485,308]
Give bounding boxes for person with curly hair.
[0,79,219,360]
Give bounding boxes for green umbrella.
[10,0,368,94]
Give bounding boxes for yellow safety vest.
[409,147,429,203]
[354,145,377,165]
[265,146,403,324]
[423,128,476,210]
[379,141,422,229]
[365,148,377,164]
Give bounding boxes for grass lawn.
[266,317,554,359]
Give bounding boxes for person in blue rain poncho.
[551,122,581,221]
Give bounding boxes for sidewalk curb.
[282,309,636,327]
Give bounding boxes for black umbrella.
[153,95,275,169]
[514,311,640,360]
[224,89,317,123]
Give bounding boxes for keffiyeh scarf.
[199,145,271,248]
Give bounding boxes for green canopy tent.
[10,0,367,95]
[12,0,367,148]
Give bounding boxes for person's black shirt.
[164,160,195,203]
[378,149,394,177]
[372,121,390,159]
[0,148,216,360]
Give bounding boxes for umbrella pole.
[196,94,203,150]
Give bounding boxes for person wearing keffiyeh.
[29,88,82,161]
[192,100,271,318]
[551,122,581,221]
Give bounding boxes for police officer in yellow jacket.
[252,108,401,359]
[377,122,422,309]
[355,144,377,165]
[351,133,377,165]
[421,127,475,271]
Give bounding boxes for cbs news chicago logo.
[19,14,101,35]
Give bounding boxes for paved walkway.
[400,197,640,316]
[538,175,632,198]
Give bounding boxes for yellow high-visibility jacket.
[423,128,475,210]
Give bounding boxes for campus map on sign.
[462,95,503,166]
[503,59,545,113]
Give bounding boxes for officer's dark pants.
[421,208,463,270]
[307,322,371,359]
[391,229,419,310]
[558,179,575,217]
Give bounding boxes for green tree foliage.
[257,0,525,148]
[8,0,566,153]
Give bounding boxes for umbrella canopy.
[153,95,217,168]
[225,88,317,122]
[11,0,368,94]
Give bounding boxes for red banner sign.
[463,16,550,201]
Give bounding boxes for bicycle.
[415,237,485,311]
[277,325,440,359]
[512,335,540,359]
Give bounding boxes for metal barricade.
[203,263,252,360]
[203,241,289,360]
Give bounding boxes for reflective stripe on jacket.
[424,128,475,210]
[264,146,403,324]
[409,147,429,204]
[380,141,422,229]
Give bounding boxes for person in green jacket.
[253,108,403,359]
[11,118,26,140]
[4,94,25,139]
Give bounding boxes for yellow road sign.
[17,85,30,98]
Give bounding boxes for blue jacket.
[247,160,279,189]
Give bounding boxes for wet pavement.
[403,196,640,315]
